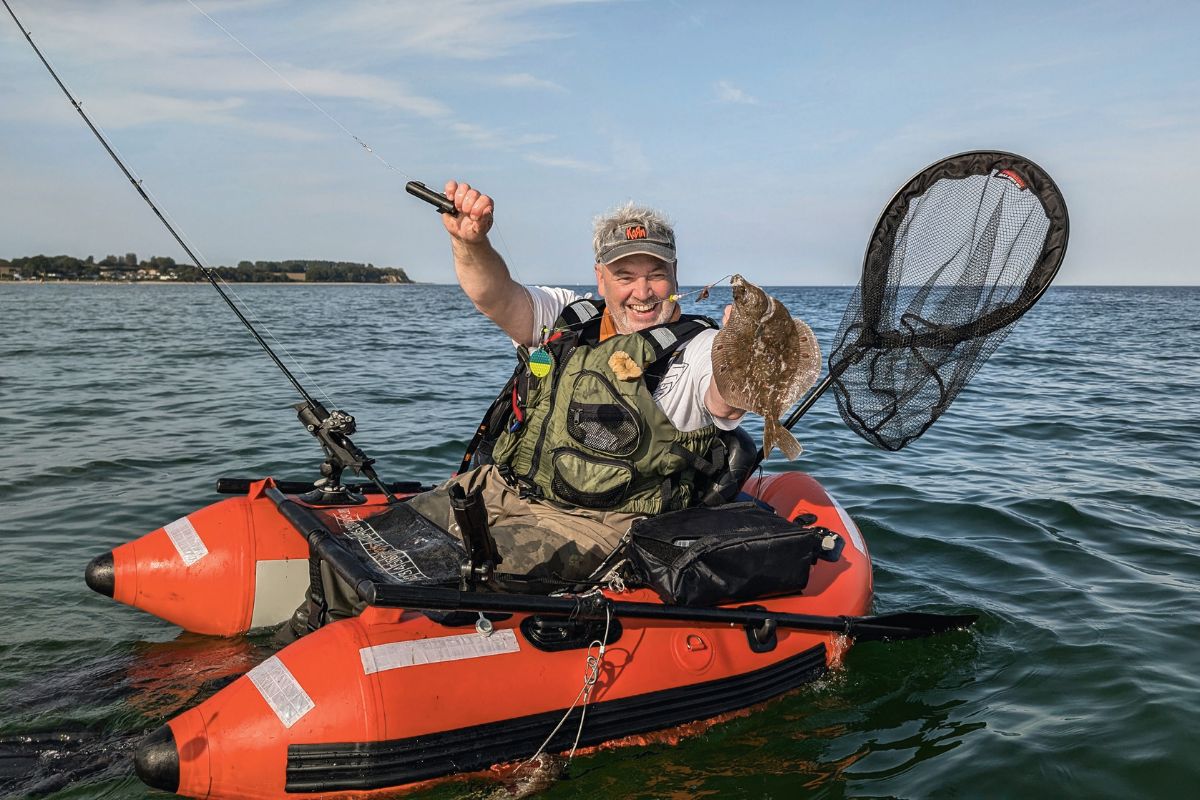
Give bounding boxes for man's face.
[594,254,678,334]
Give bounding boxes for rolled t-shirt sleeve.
[652,330,743,432]
[518,285,584,347]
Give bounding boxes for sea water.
[1,283,1197,798]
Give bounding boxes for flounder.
[711,274,821,460]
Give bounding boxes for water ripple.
[2,285,1199,797]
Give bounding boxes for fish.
[710,275,821,460]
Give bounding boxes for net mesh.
[830,153,1068,451]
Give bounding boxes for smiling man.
[402,180,747,587]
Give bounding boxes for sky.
[1,0,1197,286]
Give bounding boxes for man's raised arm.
[442,180,536,346]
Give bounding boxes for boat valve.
[818,531,844,562]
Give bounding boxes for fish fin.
[762,419,803,461]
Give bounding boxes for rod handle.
[405,181,458,216]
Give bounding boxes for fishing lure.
[668,274,732,304]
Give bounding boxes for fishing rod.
[3,0,396,503]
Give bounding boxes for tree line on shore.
[0,253,412,283]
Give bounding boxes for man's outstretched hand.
[442,180,494,243]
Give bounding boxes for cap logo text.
[625,225,647,240]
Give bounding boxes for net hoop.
[851,150,1069,357]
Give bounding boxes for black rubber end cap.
[84,552,115,598]
[134,725,180,793]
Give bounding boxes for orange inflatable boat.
[84,479,426,637]
[110,471,873,799]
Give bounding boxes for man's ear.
[594,263,605,296]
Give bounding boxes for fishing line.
[184,0,414,182]
[668,273,732,303]
[2,0,341,414]
[528,272,733,346]
[185,0,538,324]
[153,3,707,342]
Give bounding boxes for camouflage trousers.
[407,464,641,583]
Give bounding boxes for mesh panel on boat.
[313,504,464,586]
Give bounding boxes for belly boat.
[88,472,870,799]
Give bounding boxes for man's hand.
[442,180,494,244]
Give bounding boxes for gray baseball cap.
[595,217,677,265]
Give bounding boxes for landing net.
[829,151,1069,451]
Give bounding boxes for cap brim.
[598,242,677,265]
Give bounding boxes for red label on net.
[996,169,1028,190]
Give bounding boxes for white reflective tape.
[246,656,314,729]
[831,496,866,554]
[573,302,600,322]
[648,327,677,350]
[164,516,208,567]
[360,628,520,675]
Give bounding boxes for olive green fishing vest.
[489,299,719,515]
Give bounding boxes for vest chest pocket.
[550,448,633,509]
[566,370,642,457]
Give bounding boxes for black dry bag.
[627,501,841,607]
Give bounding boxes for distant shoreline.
[0,280,428,287]
[2,281,1196,289]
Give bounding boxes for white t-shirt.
[520,286,740,433]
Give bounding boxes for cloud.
[117,92,327,140]
[449,121,558,152]
[714,80,758,105]
[4,1,662,219]
[321,0,584,61]
[4,0,582,167]
[8,0,222,59]
[233,64,453,119]
[485,73,568,93]
[523,152,607,172]
[609,135,650,174]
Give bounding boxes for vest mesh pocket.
[566,370,641,457]
[550,448,633,509]
[567,403,639,455]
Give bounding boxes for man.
[403,181,747,585]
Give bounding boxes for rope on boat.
[518,595,612,772]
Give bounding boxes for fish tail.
[762,419,803,461]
